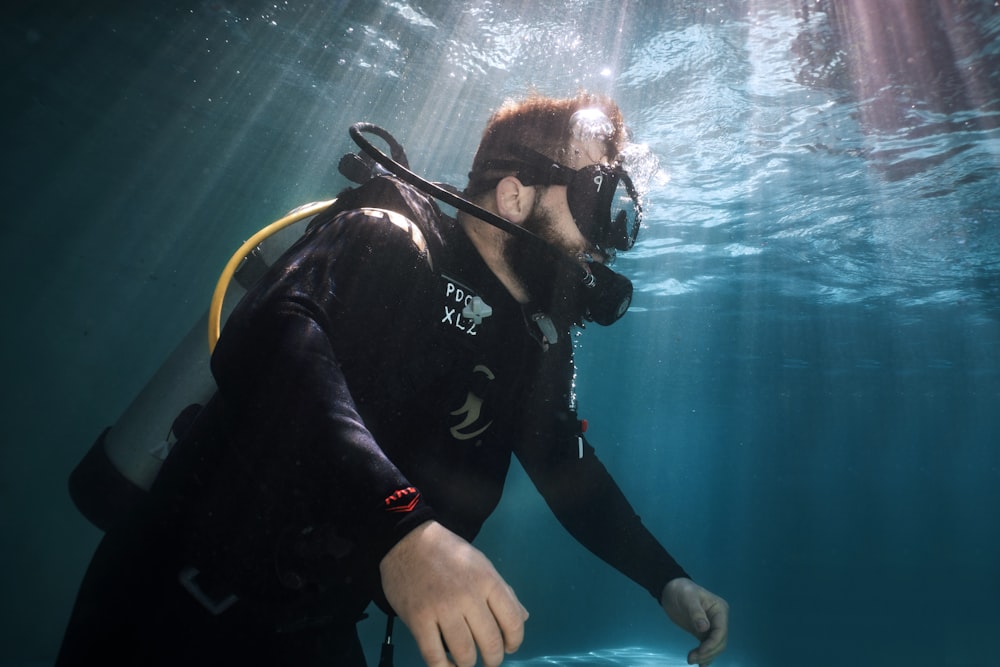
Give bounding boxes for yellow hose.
[208,199,336,353]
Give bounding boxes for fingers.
[449,582,527,667]
[687,597,729,666]
[488,583,529,654]
[687,628,726,666]
[689,607,710,635]
[380,522,528,667]
[409,616,453,667]
[412,589,526,667]
[466,598,508,667]
[438,612,479,667]
[660,579,729,667]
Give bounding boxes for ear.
[493,176,534,224]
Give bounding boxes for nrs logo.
[383,487,420,513]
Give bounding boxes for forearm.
[522,439,688,599]
[211,299,434,559]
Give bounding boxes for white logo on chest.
[441,278,492,336]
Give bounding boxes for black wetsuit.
[56,177,687,666]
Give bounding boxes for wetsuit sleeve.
[514,346,689,601]
[209,208,437,573]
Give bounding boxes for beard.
[502,206,587,326]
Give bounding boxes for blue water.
[2,1,999,666]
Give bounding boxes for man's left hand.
[660,577,729,666]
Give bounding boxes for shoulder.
[305,176,446,269]
[328,206,436,271]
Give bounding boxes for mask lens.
[564,164,643,252]
[609,176,640,250]
[566,166,605,245]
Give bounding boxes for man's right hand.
[380,520,529,667]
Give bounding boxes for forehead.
[565,107,617,168]
[565,136,611,169]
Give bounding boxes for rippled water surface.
[3,2,999,666]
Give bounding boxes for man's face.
[534,135,611,258]
[503,136,610,320]
[513,134,612,260]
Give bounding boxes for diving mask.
[484,144,643,253]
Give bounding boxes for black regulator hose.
[378,614,396,667]
[348,123,537,245]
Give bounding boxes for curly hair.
[465,92,625,197]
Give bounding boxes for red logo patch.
[384,487,420,513]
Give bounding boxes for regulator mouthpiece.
[582,261,633,326]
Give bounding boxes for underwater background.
[2,1,999,665]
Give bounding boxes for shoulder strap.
[308,176,446,262]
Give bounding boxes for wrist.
[661,576,694,605]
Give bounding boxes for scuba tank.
[68,125,418,531]
[68,200,332,531]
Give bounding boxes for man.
[57,93,728,667]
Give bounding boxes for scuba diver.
[57,93,729,667]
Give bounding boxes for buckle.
[178,566,238,616]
